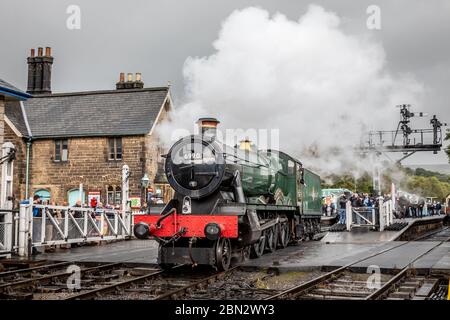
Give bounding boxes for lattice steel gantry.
[361,104,447,163]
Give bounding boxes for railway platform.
[322,215,445,243]
[29,239,159,265]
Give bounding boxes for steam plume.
[157,5,424,176]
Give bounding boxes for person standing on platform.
[428,202,434,216]
[418,199,425,218]
[339,195,347,225]
[31,195,42,255]
[436,202,442,215]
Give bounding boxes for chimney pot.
[45,47,52,57]
[135,73,142,82]
[133,73,144,89]
[30,48,35,57]
[197,117,220,140]
[119,72,125,82]
[37,47,43,56]
[127,73,133,82]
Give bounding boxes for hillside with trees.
[322,166,450,201]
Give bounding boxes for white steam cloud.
[157,5,424,176]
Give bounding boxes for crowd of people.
[396,197,444,219]
[322,192,384,224]
[323,191,446,225]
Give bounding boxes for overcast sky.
[0,0,449,166]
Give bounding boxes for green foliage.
[405,176,450,201]
[323,166,450,201]
[322,174,356,191]
[413,167,450,183]
[322,173,373,194]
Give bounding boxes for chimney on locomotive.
[197,117,220,140]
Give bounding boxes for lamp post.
[141,174,150,209]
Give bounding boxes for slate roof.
[0,78,32,100]
[19,87,169,139]
[0,78,22,93]
[5,101,29,137]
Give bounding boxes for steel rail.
[268,227,450,300]
[0,262,121,292]
[155,266,238,300]
[266,240,414,300]
[67,265,236,300]
[64,269,166,300]
[0,261,73,279]
[366,232,450,300]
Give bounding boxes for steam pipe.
[156,208,176,227]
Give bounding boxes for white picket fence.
[17,201,133,256]
[0,210,13,258]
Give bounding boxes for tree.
[406,175,450,201]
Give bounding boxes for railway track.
[68,266,323,300]
[65,265,219,300]
[267,230,450,300]
[0,261,73,284]
[0,260,121,285]
[0,262,158,299]
[2,225,449,300]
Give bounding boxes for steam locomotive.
[134,118,322,270]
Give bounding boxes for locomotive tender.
[134,118,322,270]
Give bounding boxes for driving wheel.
[251,232,265,258]
[215,238,232,271]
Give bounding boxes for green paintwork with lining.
[301,168,322,216]
[225,147,322,216]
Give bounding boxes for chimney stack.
[116,72,144,90]
[116,72,126,90]
[133,73,144,89]
[27,46,54,95]
[197,118,220,140]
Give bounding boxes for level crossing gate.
[16,201,133,257]
[345,199,393,231]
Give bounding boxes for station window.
[55,139,68,162]
[115,187,122,205]
[107,186,122,205]
[108,138,122,160]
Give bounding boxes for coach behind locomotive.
[134,118,322,270]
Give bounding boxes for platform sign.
[129,196,141,209]
[88,191,101,206]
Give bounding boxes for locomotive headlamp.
[204,223,221,241]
